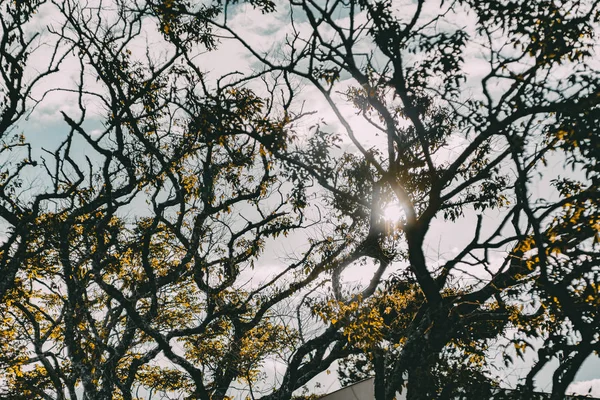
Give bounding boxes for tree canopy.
[1,0,600,399]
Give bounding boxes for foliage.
[0,0,600,399]
[213,0,600,398]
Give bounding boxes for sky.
[9,0,600,397]
[184,3,600,395]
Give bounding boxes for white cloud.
[89,129,104,138]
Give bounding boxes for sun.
[383,203,404,222]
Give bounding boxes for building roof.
[319,378,599,400]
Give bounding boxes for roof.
[319,378,599,400]
[319,378,376,400]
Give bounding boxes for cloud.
[89,129,104,139]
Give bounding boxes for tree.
[0,1,344,398]
[1,0,600,400]
[212,0,600,399]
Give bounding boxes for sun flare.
[383,203,404,222]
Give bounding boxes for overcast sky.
[12,0,600,397]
